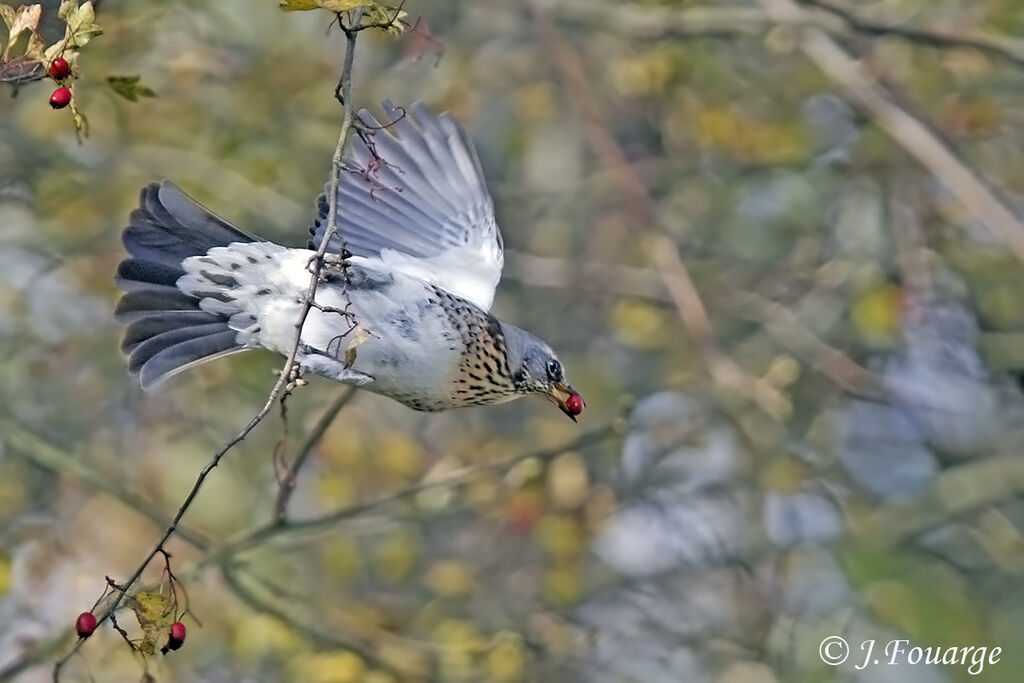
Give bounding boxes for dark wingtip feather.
[137,331,244,389]
[114,181,257,387]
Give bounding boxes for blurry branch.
[274,387,357,520]
[219,563,395,673]
[130,145,310,229]
[0,632,67,682]
[506,249,670,303]
[757,0,1024,268]
[197,420,622,565]
[890,174,933,297]
[545,0,1024,69]
[526,0,791,420]
[507,250,881,396]
[725,292,884,398]
[854,454,1024,545]
[0,418,211,550]
[52,8,368,679]
[802,0,1024,69]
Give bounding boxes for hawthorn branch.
[51,9,367,680]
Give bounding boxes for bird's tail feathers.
[115,181,259,388]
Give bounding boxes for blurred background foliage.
[3,0,1024,681]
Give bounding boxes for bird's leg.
[297,348,374,386]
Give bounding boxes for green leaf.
[107,74,157,102]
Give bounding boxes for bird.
[113,101,585,420]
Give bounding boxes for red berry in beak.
[565,393,584,416]
[166,621,186,651]
[49,87,71,109]
[48,57,70,80]
[76,612,97,638]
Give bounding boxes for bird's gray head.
[500,322,584,421]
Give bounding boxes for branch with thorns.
[50,8,371,680]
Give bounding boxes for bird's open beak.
[548,381,584,422]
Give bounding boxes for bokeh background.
[3,0,1024,681]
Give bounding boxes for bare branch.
[802,0,1024,69]
[546,0,1024,69]
[0,419,211,551]
[758,0,1024,267]
[274,387,358,520]
[51,9,368,680]
[196,420,622,567]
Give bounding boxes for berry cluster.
[74,612,188,654]
[48,57,72,110]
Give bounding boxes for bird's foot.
[298,353,374,386]
[273,362,309,393]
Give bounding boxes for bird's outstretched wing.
[308,100,504,311]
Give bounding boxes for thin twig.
[801,0,1024,69]
[51,9,367,680]
[273,387,357,520]
[546,0,1024,70]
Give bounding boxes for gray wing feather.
[136,331,244,389]
[308,100,501,262]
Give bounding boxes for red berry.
[49,87,71,109]
[76,612,97,638]
[565,393,584,416]
[166,621,186,651]
[48,57,70,80]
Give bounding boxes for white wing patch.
[376,239,502,311]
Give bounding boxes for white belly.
[258,252,465,408]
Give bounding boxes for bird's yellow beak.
[548,381,584,422]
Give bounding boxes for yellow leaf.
[425,560,475,599]
[542,565,583,607]
[373,531,418,582]
[57,0,78,21]
[279,0,367,11]
[609,299,667,349]
[132,590,170,626]
[376,433,421,479]
[0,554,11,595]
[850,282,902,347]
[536,514,585,561]
[546,452,589,511]
[301,651,366,683]
[2,4,41,59]
[232,614,303,660]
[485,633,527,682]
[0,5,17,29]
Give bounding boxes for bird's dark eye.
[546,359,563,381]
